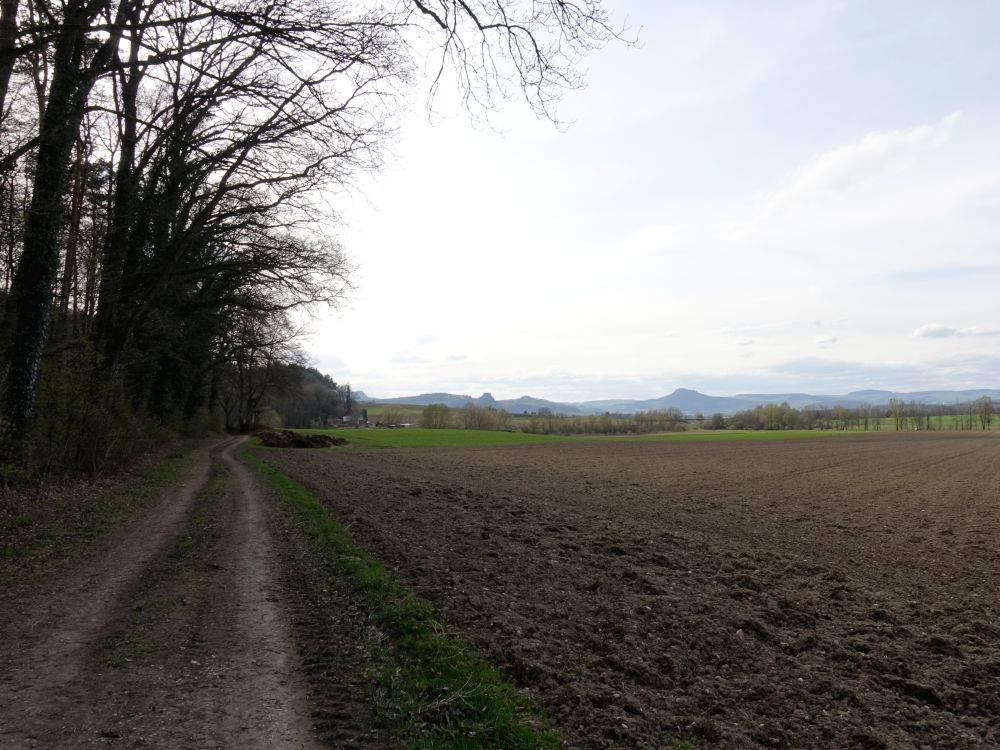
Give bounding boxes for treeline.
[414,403,687,435]
[417,403,512,431]
[721,403,886,431]
[521,408,686,435]
[885,397,994,431]
[712,397,995,431]
[237,365,357,432]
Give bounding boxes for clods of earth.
[261,432,1000,749]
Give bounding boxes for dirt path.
[0,438,223,745]
[0,437,365,749]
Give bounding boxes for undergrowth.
[0,444,201,587]
[244,448,562,749]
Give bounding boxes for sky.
[305,0,1000,402]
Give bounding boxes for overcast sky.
[306,1,1000,401]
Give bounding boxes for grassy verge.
[244,448,562,750]
[0,442,205,587]
[301,426,853,449]
[310,427,567,449]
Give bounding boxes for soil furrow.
[263,432,1000,749]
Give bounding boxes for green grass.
[245,449,562,749]
[106,459,228,668]
[0,444,201,586]
[300,426,852,449]
[872,414,1000,430]
[309,427,568,448]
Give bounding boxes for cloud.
[816,335,838,347]
[313,354,345,369]
[811,318,848,328]
[390,353,430,364]
[446,354,468,362]
[718,323,778,336]
[763,112,960,212]
[618,224,686,257]
[880,265,1000,285]
[914,324,957,339]
[768,356,904,379]
[912,324,1000,339]
[735,338,755,347]
[962,328,1000,337]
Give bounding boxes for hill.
[362,391,586,415]
[359,387,1000,416]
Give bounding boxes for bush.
[28,340,170,475]
[419,403,453,429]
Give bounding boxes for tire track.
[0,437,330,749]
[0,437,231,747]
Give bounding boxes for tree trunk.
[94,12,142,363]
[0,0,19,124]
[58,139,86,327]
[0,0,123,460]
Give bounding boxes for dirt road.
[0,437,378,749]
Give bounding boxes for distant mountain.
[574,388,760,415]
[734,393,868,410]
[359,387,1000,416]
[847,389,894,400]
[359,391,586,415]
[367,392,480,409]
[846,389,1000,406]
[498,395,587,415]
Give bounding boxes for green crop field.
[872,414,999,430]
[300,427,851,449]
[308,428,565,448]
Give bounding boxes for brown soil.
[0,437,384,748]
[260,432,1000,749]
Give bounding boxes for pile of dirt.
[255,430,348,449]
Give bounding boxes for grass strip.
[300,426,854,449]
[107,459,228,667]
[306,427,567,449]
[244,448,563,750]
[0,444,202,587]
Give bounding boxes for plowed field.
[260,432,1000,749]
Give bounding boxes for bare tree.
[404,0,629,120]
[420,402,452,428]
[215,307,304,431]
[977,396,993,431]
